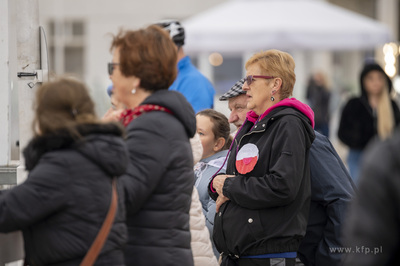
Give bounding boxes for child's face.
[196,115,218,160]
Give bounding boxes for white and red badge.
[236,143,259,174]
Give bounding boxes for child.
[195,109,232,258]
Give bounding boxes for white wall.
[0,0,10,166]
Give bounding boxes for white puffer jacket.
[190,134,219,266]
[190,187,219,266]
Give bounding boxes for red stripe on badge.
[236,156,258,174]
[236,143,259,174]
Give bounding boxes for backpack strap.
[80,178,118,266]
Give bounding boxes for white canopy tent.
[182,0,392,54]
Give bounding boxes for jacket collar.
[177,56,191,71]
[246,98,315,128]
[201,150,229,163]
[23,123,124,171]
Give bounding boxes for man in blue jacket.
[220,79,356,266]
[157,20,215,113]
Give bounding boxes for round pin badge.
[236,143,259,174]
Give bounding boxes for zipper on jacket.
[232,119,273,173]
[237,127,266,151]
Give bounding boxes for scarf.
[120,104,172,127]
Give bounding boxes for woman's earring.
[271,96,275,101]
[131,88,136,94]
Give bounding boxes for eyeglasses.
[108,63,120,75]
[245,75,275,86]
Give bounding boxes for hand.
[102,108,124,122]
[212,175,235,196]
[216,195,230,212]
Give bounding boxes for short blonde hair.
[245,49,296,99]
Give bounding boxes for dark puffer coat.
[0,123,129,265]
[120,90,196,266]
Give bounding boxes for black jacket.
[342,128,400,265]
[0,123,128,266]
[209,104,315,262]
[298,131,356,266]
[338,62,400,150]
[120,90,196,266]
[338,97,400,149]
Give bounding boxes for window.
[47,20,85,79]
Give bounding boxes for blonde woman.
[209,50,315,266]
[338,61,400,183]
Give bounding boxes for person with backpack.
[219,78,356,266]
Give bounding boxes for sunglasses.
[245,75,275,86]
[108,63,120,75]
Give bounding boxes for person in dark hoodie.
[109,25,196,266]
[338,60,400,183]
[209,49,315,266]
[0,78,128,265]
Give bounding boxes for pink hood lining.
[246,98,315,128]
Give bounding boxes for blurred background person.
[156,20,215,113]
[306,72,331,138]
[338,61,400,183]
[342,128,400,266]
[219,78,355,266]
[0,78,128,265]
[109,25,196,265]
[209,50,315,266]
[195,109,232,258]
